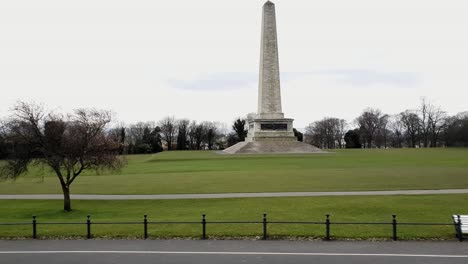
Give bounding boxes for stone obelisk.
[222,1,323,154]
[246,0,296,142]
[257,0,283,120]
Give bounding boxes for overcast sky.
[1,0,467,128]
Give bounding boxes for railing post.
[392,214,397,241]
[87,215,91,239]
[202,214,207,240]
[457,215,463,242]
[144,214,148,239]
[32,215,37,239]
[325,214,331,241]
[263,213,268,240]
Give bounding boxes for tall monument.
[247,0,296,142]
[223,1,322,154]
[257,0,283,120]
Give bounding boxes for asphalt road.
[2,189,468,200]
[1,240,467,264]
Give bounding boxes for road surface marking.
[0,251,467,258]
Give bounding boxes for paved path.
[1,240,467,264]
[1,189,468,200]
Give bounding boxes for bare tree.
[176,119,190,150]
[427,106,447,147]
[375,114,390,148]
[126,122,144,153]
[305,117,347,149]
[418,98,447,147]
[335,119,348,148]
[187,121,197,150]
[126,122,146,153]
[124,122,163,154]
[158,116,177,150]
[0,102,124,211]
[188,121,205,150]
[389,115,404,148]
[419,98,431,147]
[355,108,383,148]
[400,110,421,148]
[203,121,219,150]
[305,120,328,148]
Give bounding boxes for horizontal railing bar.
[269,221,324,224]
[0,222,458,226]
[39,222,85,225]
[398,222,454,226]
[147,221,200,224]
[207,221,263,224]
[92,222,142,225]
[331,222,391,225]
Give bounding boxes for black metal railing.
[0,214,464,242]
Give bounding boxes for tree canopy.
[0,102,124,211]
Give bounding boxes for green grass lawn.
[1,148,468,194]
[0,195,466,240]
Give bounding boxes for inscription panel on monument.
[261,123,287,131]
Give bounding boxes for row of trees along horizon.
[129,99,466,152]
[1,99,468,160]
[0,100,467,211]
[77,98,468,153]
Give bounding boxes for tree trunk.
[62,186,72,211]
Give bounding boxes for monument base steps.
[222,141,326,154]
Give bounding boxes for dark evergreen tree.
[118,127,125,155]
[293,128,303,142]
[0,134,7,159]
[226,132,239,147]
[176,119,189,150]
[344,129,362,148]
[232,118,247,142]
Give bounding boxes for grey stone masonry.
[257,1,283,119]
[221,1,324,154]
[246,118,296,142]
[246,1,295,142]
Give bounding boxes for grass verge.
[1,148,468,194]
[0,194,466,240]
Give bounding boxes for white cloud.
[167,72,256,91]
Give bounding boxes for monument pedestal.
[222,139,324,154]
[224,116,324,154]
[246,118,296,142]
